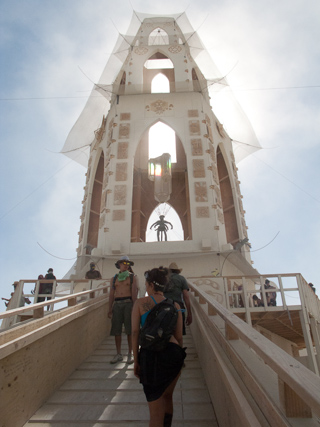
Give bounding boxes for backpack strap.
[112,274,118,290]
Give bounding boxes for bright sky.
[1,0,320,309]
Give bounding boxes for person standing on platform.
[164,262,192,335]
[85,262,102,280]
[108,256,137,364]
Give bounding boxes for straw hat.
[168,262,182,272]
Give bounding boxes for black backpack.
[139,298,178,351]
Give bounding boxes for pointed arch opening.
[148,28,169,45]
[146,203,184,242]
[151,73,170,93]
[217,146,240,248]
[131,122,192,242]
[86,152,104,251]
[149,122,176,162]
[143,52,175,93]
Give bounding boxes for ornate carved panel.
[114,185,127,205]
[168,45,182,53]
[189,120,200,135]
[117,142,129,159]
[193,159,205,178]
[146,99,172,115]
[113,210,125,221]
[195,182,208,202]
[196,206,210,218]
[134,47,148,55]
[120,113,131,121]
[119,123,130,139]
[191,139,203,156]
[115,163,128,181]
[188,110,199,118]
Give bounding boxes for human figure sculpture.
[150,215,173,241]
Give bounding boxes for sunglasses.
[121,261,130,266]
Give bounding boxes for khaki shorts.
[110,299,132,336]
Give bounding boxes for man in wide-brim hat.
[115,255,134,269]
[108,255,137,365]
[164,261,192,335]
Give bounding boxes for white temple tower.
[63,12,260,281]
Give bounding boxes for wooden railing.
[0,279,110,330]
[0,285,111,427]
[189,281,320,425]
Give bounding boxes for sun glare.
[149,122,176,163]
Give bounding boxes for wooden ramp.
[25,329,217,426]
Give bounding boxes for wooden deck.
[25,329,218,426]
[235,309,306,347]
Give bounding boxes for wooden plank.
[0,297,108,360]
[191,295,291,427]
[191,303,265,427]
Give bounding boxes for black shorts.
[139,343,186,402]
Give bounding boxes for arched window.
[217,146,240,248]
[148,28,169,45]
[146,203,184,242]
[143,52,174,94]
[151,73,170,93]
[149,122,176,162]
[86,153,104,250]
[131,123,192,243]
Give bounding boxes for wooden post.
[208,304,217,316]
[199,295,206,305]
[68,297,77,307]
[225,323,239,340]
[310,317,320,374]
[279,379,312,418]
[33,307,44,319]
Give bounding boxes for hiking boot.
[110,354,123,364]
[126,352,134,364]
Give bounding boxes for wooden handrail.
[0,283,110,321]
[189,282,320,418]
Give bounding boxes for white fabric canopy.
[61,11,261,166]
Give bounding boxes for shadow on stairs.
[25,329,218,426]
